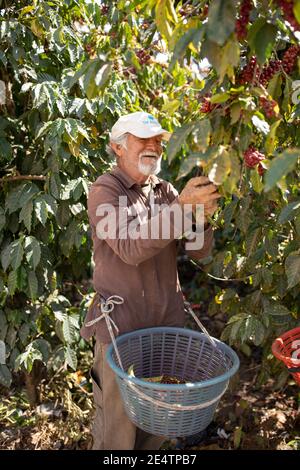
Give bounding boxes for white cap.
[110,111,171,141]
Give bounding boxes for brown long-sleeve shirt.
[80,166,214,344]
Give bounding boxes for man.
[80,111,220,450]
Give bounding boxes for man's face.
[112,133,163,180]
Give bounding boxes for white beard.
[138,153,162,176]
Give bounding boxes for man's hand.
[178,176,221,222]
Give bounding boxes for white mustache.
[139,151,161,159]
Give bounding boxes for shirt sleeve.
[184,224,214,261]
[87,178,193,266]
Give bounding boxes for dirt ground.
[0,297,299,451]
[1,346,299,450]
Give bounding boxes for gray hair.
[106,133,128,159]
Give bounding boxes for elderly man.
[81,111,220,450]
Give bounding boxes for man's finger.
[187,176,211,187]
[192,184,219,195]
[193,190,221,201]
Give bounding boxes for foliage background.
[0,0,300,445]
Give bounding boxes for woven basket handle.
[184,301,217,348]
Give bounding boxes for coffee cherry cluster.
[236,0,252,40]
[160,375,186,385]
[101,4,109,15]
[259,59,281,87]
[124,67,137,78]
[239,56,259,84]
[136,49,151,65]
[259,97,278,118]
[244,146,265,168]
[141,21,150,30]
[202,5,209,18]
[282,45,300,74]
[277,0,300,31]
[200,97,213,113]
[200,93,217,114]
[85,43,96,57]
[257,163,265,176]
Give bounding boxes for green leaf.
[31,339,50,363]
[176,155,202,179]
[267,73,282,101]
[278,200,300,224]
[265,119,281,154]
[285,252,300,289]
[0,340,6,364]
[155,0,174,42]
[34,197,48,225]
[5,184,25,214]
[95,63,111,88]
[210,93,230,104]
[245,228,261,256]
[207,146,231,186]
[264,303,291,317]
[250,169,264,194]
[0,50,7,67]
[1,243,11,272]
[193,119,211,151]
[19,199,33,232]
[0,364,12,387]
[293,0,300,23]
[0,137,12,160]
[50,173,61,199]
[200,39,222,73]
[15,343,43,373]
[170,27,204,68]
[5,183,39,214]
[166,122,195,163]
[18,323,30,346]
[24,236,41,270]
[251,22,277,64]
[264,148,299,191]
[207,0,236,46]
[233,427,243,449]
[8,270,18,295]
[10,238,24,270]
[27,271,38,300]
[0,312,7,341]
[62,315,76,344]
[65,60,92,90]
[242,315,265,346]
[0,206,5,232]
[218,38,240,82]
[65,345,77,370]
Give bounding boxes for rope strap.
[86,293,229,410]
[85,294,124,370]
[125,379,228,411]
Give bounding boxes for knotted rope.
[85,294,125,370]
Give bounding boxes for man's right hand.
[178,176,221,220]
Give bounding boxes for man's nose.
[146,141,162,151]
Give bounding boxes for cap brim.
[128,129,172,141]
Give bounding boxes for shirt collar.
[110,165,163,189]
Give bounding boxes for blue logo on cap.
[142,114,157,125]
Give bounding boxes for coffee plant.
[0,0,300,398]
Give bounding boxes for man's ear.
[110,142,123,157]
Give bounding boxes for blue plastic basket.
[106,327,239,438]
